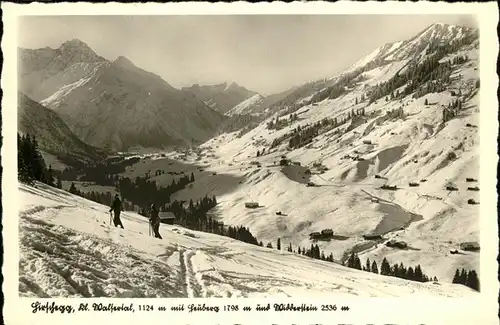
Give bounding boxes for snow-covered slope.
[226,94,265,116]
[158,23,481,284]
[18,182,476,298]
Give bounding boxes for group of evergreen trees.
[287,108,366,150]
[309,60,387,106]
[343,253,435,282]
[263,238,441,285]
[61,157,140,183]
[451,55,469,65]
[164,196,260,246]
[384,107,406,121]
[270,107,363,151]
[260,240,336,262]
[368,34,477,104]
[442,98,464,124]
[267,113,299,131]
[452,268,480,291]
[378,257,435,282]
[219,113,262,134]
[18,133,56,187]
[67,185,136,211]
[166,196,217,229]
[368,55,452,104]
[117,173,194,212]
[66,171,196,214]
[355,94,366,105]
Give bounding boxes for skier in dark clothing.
[109,194,124,229]
[149,204,162,239]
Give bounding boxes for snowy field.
[18,182,477,298]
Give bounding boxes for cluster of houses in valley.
[374,175,479,206]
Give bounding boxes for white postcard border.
[2,2,499,324]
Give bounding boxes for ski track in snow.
[19,215,178,298]
[178,248,204,298]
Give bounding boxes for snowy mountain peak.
[60,38,90,49]
[58,38,102,62]
[348,23,478,72]
[113,55,136,69]
[413,23,475,44]
[224,81,236,91]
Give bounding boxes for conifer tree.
[69,182,77,194]
[380,258,391,275]
[354,254,362,270]
[459,268,468,284]
[466,270,479,291]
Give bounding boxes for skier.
[149,203,162,239]
[109,194,124,229]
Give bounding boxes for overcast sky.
[18,15,477,95]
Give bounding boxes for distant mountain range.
[17,23,478,157]
[18,39,226,152]
[182,82,259,115]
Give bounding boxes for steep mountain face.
[18,40,226,151]
[170,23,481,284]
[17,92,106,162]
[182,82,259,115]
[18,39,107,102]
